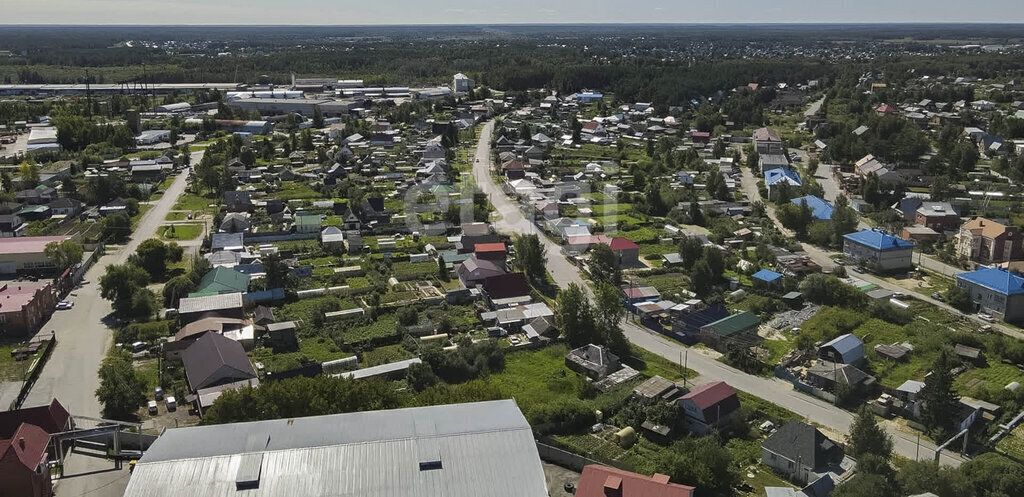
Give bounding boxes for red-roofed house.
[875,103,897,115]
[501,159,527,180]
[0,281,57,335]
[0,423,53,497]
[676,381,741,435]
[0,399,71,439]
[575,465,695,497]
[474,242,507,262]
[607,237,640,267]
[690,131,711,144]
[567,234,612,253]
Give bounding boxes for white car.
[978,313,995,323]
[56,300,73,310]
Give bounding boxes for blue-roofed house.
[955,267,1024,322]
[790,195,834,221]
[842,229,914,271]
[818,333,866,365]
[764,168,802,197]
[752,269,784,288]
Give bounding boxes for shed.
[818,333,865,365]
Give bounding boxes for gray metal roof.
[125,400,547,497]
[178,292,244,315]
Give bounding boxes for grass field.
[173,193,217,212]
[640,272,693,300]
[0,339,33,382]
[997,424,1024,462]
[276,181,320,200]
[250,337,354,373]
[160,223,204,241]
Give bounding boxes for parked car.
[56,300,73,310]
[154,386,164,401]
[978,313,995,323]
[165,396,177,412]
[148,401,158,415]
[931,292,945,302]
[980,325,994,334]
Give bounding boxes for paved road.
[472,120,966,467]
[22,162,193,497]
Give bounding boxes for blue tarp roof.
[956,266,1024,296]
[790,195,834,220]
[843,229,914,251]
[765,167,802,186]
[752,269,784,283]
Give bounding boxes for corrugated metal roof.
[125,400,547,497]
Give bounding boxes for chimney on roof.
[651,473,671,484]
[18,437,25,449]
[604,475,623,494]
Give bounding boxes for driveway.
[472,120,967,467]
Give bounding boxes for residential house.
[677,381,741,435]
[575,465,694,497]
[955,217,1023,263]
[698,311,761,351]
[818,333,866,365]
[765,168,802,197]
[0,423,53,497]
[790,195,833,221]
[321,226,345,251]
[566,344,621,380]
[181,332,258,393]
[177,292,245,324]
[754,127,784,155]
[608,237,640,267]
[456,256,506,287]
[0,214,26,237]
[842,229,914,271]
[219,212,251,233]
[223,191,254,213]
[474,242,507,262]
[482,272,531,304]
[210,232,245,252]
[914,202,961,232]
[360,197,390,224]
[805,361,875,393]
[955,267,1024,322]
[752,269,784,288]
[762,420,845,485]
[193,267,250,296]
[340,207,362,231]
[46,198,81,218]
[15,186,56,205]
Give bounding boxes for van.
[148,401,158,415]
[165,396,177,412]
[131,342,146,353]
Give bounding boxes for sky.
[4,0,1024,25]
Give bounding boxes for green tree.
[831,195,859,246]
[203,376,404,424]
[133,238,173,280]
[656,435,738,495]
[919,351,961,440]
[690,259,715,297]
[945,285,974,313]
[18,161,40,188]
[589,243,621,286]
[99,263,150,315]
[0,171,13,193]
[102,212,132,242]
[95,349,147,421]
[688,200,706,226]
[163,275,196,308]
[44,239,84,272]
[405,362,440,392]
[847,406,893,461]
[513,234,547,286]
[896,460,972,497]
[130,287,159,320]
[312,105,325,128]
[960,453,1024,497]
[556,283,596,347]
[677,236,704,270]
[593,282,630,356]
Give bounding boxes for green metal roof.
[195,267,251,295]
[704,311,760,336]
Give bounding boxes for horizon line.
[2,21,1024,27]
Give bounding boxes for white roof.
[124,400,547,497]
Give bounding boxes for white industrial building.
[453,73,475,92]
[122,400,548,497]
[136,129,171,145]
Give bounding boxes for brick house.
[0,282,57,336]
[955,217,1023,263]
